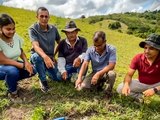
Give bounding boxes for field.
[0,6,160,120]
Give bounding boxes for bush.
[108,21,121,30]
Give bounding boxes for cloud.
[149,0,160,11]
[46,0,68,5]
[2,0,160,18]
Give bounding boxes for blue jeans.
[57,64,80,81]
[0,64,36,92]
[30,53,58,81]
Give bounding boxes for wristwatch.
[153,87,158,93]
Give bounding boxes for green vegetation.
[88,10,160,38]
[108,21,121,30]
[0,5,160,120]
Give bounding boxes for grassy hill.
[0,6,160,120]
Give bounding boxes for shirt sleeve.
[84,47,91,62]
[28,27,38,42]
[15,33,24,48]
[58,41,64,57]
[130,54,139,70]
[109,47,116,63]
[55,28,61,43]
[78,38,88,62]
[58,57,66,74]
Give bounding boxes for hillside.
[0,6,160,120]
[87,10,160,38]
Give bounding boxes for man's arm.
[32,41,54,68]
[75,61,89,88]
[91,62,115,85]
[122,68,136,96]
[143,85,160,97]
[54,39,61,57]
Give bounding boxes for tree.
[108,21,121,30]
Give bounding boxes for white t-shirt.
[0,33,23,60]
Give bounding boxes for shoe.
[8,92,22,103]
[39,81,49,93]
[70,73,78,83]
[134,97,144,104]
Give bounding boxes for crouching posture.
[75,31,116,99]
[117,33,160,103]
[0,14,36,102]
[57,21,88,81]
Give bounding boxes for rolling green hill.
[0,6,160,120]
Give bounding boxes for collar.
[93,44,108,55]
[142,53,160,65]
[37,23,52,32]
[65,36,79,46]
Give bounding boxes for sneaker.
[70,73,78,83]
[39,81,49,93]
[134,97,144,104]
[8,92,22,103]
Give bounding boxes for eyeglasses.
[94,42,105,48]
[39,15,49,18]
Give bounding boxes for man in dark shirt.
[29,7,61,92]
[57,21,88,81]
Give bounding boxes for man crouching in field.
[117,33,160,103]
[75,31,116,99]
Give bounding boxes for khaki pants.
[117,80,160,99]
[80,71,116,92]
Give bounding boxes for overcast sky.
[1,0,160,18]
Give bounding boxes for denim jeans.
[30,53,58,81]
[57,64,80,81]
[0,64,36,93]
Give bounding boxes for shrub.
[108,21,121,30]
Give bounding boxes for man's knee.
[116,83,123,94]
[108,71,116,80]
[31,53,43,63]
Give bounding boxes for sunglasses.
[39,15,49,18]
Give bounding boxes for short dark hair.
[93,31,106,42]
[36,7,49,16]
[0,13,15,28]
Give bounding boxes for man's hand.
[75,78,83,90]
[143,88,155,97]
[43,55,54,69]
[91,72,100,85]
[122,84,130,96]
[73,57,81,67]
[62,71,67,80]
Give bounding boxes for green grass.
[0,5,160,120]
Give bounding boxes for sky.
[1,0,160,18]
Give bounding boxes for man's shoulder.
[59,39,66,45]
[134,53,144,58]
[78,36,87,41]
[131,53,144,62]
[29,23,38,29]
[87,46,95,52]
[48,24,58,30]
[107,44,116,49]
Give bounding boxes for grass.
[0,5,160,120]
